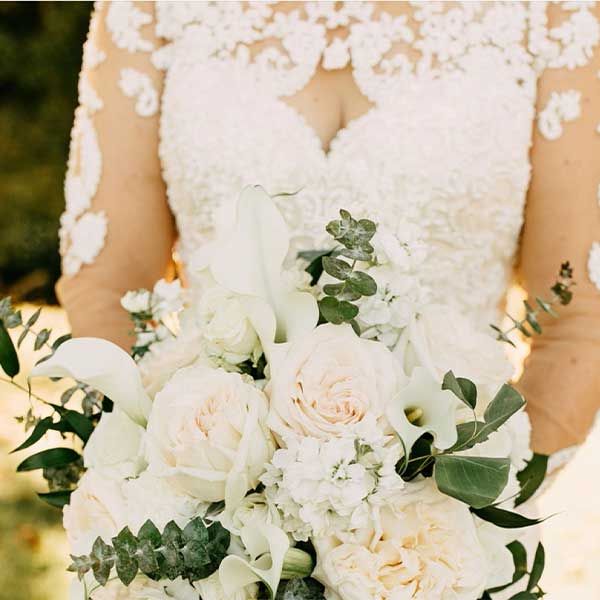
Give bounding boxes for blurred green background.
[0,1,91,304]
[1,3,91,599]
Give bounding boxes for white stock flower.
[122,471,208,533]
[394,304,513,396]
[229,492,279,533]
[63,469,127,556]
[195,285,262,366]
[386,366,459,454]
[261,417,404,541]
[145,365,274,502]
[83,409,146,479]
[267,324,402,441]
[120,289,151,314]
[313,480,490,600]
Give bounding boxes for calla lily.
[209,185,319,352]
[386,366,459,454]
[30,337,151,427]
[219,522,290,598]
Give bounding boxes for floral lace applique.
[537,89,582,140]
[105,0,154,53]
[118,68,159,117]
[588,242,600,291]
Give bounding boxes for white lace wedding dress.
[59,2,600,595]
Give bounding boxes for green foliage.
[442,371,477,410]
[470,506,546,529]
[275,578,326,600]
[515,454,549,507]
[491,261,575,346]
[69,518,231,588]
[435,455,510,509]
[317,210,378,330]
[0,2,92,302]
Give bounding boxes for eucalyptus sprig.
[317,210,378,332]
[491,262,575,346]
[69,517,230,587]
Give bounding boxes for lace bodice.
[60,1,600,329]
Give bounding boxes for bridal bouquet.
[2,187,576,600]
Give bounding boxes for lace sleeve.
[518,2,600,456]
[57,1,176,350]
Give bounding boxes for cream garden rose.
[145,365,275,502]
[267,323,402,441]
[313,480,491,600]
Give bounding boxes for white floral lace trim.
[61,211,108,277]
[118,68,159,117]
[537,90,582,140]
[588,241,600,290]
[106,1,153,53]
[78,76,103,114]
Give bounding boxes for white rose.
[145,365,275,501]
[195,286,262,366]
[267,324,402,441]
[70,575,198,600]
[83,409,146,479]
[475,520,515,590]
[123,471,208,533]
[195,572,258,600]
[313,480,489,600]
[63,469,127,555]
[394,304,513,394]
[121,289,151,314]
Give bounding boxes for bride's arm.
[518,5,600,455]
[57,2,176,351]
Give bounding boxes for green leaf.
[515,454,548,507]
[471,505,546,529]
[0,320,19,377]
[298,250,332,286]
[137,539,160,576]
[113,527,139,585]
[535,297,557,317]
[17,327,29,349]
[11,416,53,453]
[355,219,376,241]
[442,371,477,410]
[523,301,542,334]
[52,333,72,350]
[91,537,115,585]
[339,246,372,262]
[484,384,526,429]
[318,297,358,325]
[26,308,42,329]
[435,455,510,509]
[322,283,345,297]
[347,271,377,296]
[34,328,51,350]
[16,447,81,472]
[486,540,528,593]
[322,257,352,281]
[160,542,184,580]
[162,521,183,546]
[183,517,209,545]
[138,519,162,547]
[527,543,545,591]
[62,410,94,443]
[37,489,73,508]
[276,578,326,600]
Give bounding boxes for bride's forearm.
[518,301,600,455]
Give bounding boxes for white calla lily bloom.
[386,366,459,454]
[209,185,319,351]
[30,337,152,426]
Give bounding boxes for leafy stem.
[491,261,575,346]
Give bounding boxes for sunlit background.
[1,2,600,599]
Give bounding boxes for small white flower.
[121,289,151,314]
[152,278,183,318]
[588,241,600,290]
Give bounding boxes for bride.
[58,0,600,471]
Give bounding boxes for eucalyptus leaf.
[11,416,53,453]
[91,537,115,585]
[113,527,139,585]
[37,489,73,508]
[26,308,42,329]
[276,578,326,600]
[0,320,19,377]
[34,328,51,350]
[435,455,510,508]
[322,257,352,281]
[527,543,545,591]
[347,271,377,296]
[16,447,81,472]
[442,371,477,410]
[515,454,548,507]
[62,410,94,443]
[471,506,546,529]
